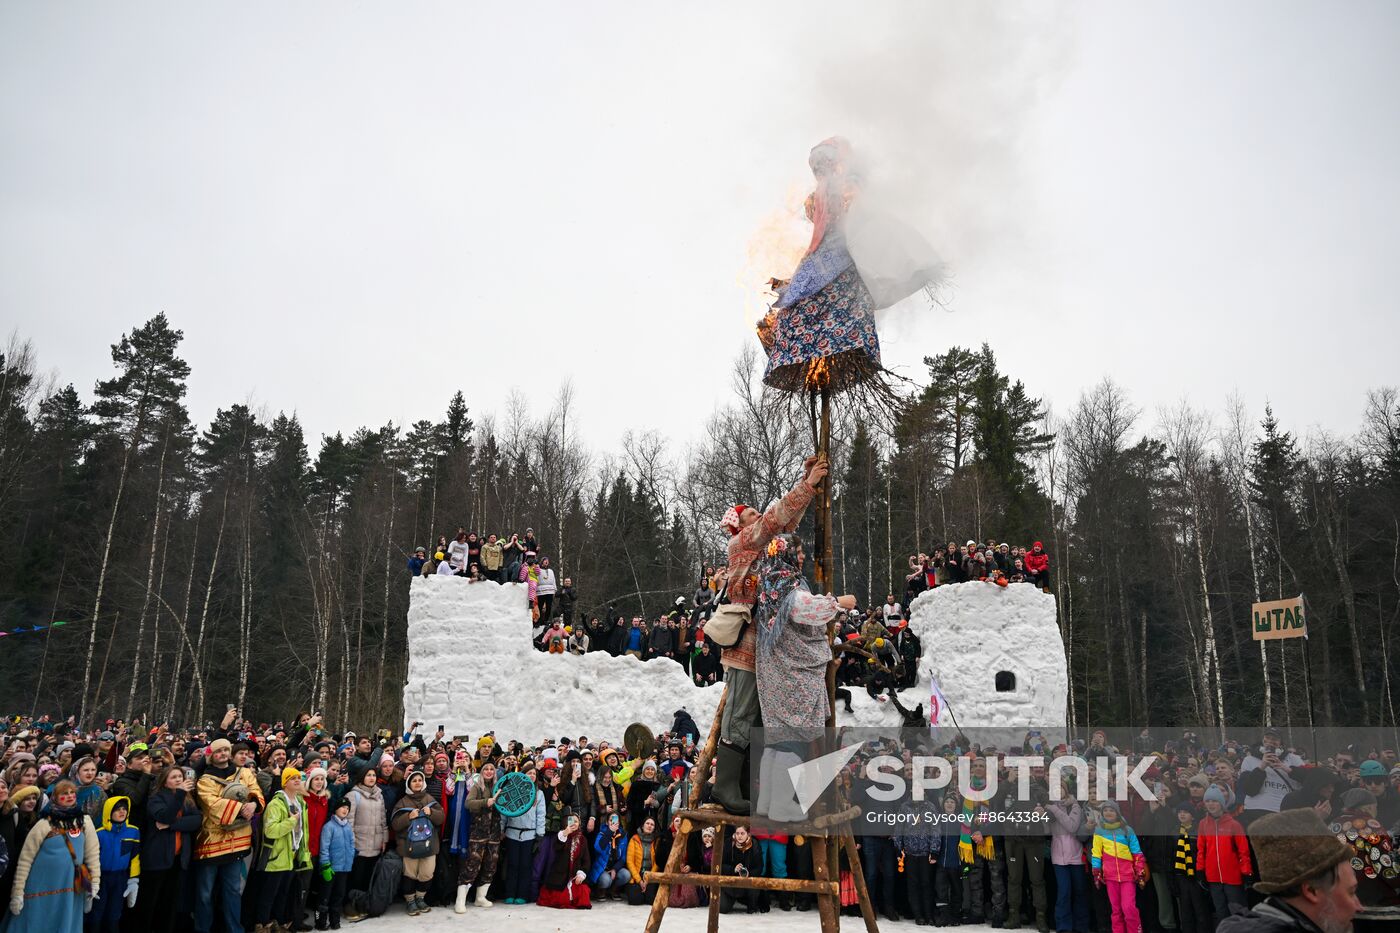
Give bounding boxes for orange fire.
[804,357,831,391]
[738,182,812,330]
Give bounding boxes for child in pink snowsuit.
[1090,801,1148,933]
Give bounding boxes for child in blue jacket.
[318,796,356,929]
[88,796,140,933]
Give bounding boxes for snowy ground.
[363,898,1003,933]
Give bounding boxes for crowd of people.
[2,714,1398,933]
[405,527,577,631]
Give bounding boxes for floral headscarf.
[754,533,810,653]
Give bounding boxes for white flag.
[928,669,949,737]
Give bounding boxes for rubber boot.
[454,885,469,914]
[711,741,751,815]
[474,886,494,908]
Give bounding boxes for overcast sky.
[2,1,1397,457]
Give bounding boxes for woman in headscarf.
[753,533,855,821]
[5,779,101,933]
[533,810,592,909]
[625,761,664,837]
[69,758,106,823]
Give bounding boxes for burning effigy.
[757,136,943,395]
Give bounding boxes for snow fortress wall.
[908,582,1068,730]
[403,577,724,742]
[402,576,1066,743]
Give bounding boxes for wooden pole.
[709,821,725,933]
[819,388,833,596]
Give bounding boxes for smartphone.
[183,767,195,781]
[439,725,445,732]
[227,704,237,712]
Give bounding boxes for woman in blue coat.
[5,780,101,933]
[588,813,631,898]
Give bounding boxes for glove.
[1092,868,1104,889]
[9,898,20,917]
[574,870,586,885]
[125,878,139,907]
[85,894,95,914]
[322,864,334,883]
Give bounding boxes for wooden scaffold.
[643,387,879,933]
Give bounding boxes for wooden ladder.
[642,689,880,933]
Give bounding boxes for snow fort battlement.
[908,581,1068,731]
[402,577,724,742]
[833,581,1067,736]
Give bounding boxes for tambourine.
[494,771,538,818]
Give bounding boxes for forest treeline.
[0,314,1396,733]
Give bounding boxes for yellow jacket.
[195,765,265,861]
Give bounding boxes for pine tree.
[81,314,191,723]
[922,346,980,471]
[1249,405,1303,598]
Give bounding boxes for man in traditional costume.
[713,455,828,814]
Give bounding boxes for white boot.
[754,747,775,818]
[474,886,494,909]
[454,884,469,914]
[770,750,809,823]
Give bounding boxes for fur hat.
[8,784,42,808]
[208,738,233,755]
[1339,787,1377,811]
[1247,809,1352,894]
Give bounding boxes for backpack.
[705,585,750,649]
[398,805,436,859]
[348,849,403,917]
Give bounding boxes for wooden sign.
[1252,596,1307,641]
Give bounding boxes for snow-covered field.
[364,898,1002,933]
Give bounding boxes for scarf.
[45,804,86,835]
[958,797,995,863]
[754,535,808,654]
[278,791,304,853]
[637,831,654,876]
[602,826,623,865]
[448,773,474,856]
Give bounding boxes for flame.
[804,357,831,391]
[738,182,813,330]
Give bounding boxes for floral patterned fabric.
[761,265,881,395]
[756,585,840,744]
[754,538,840,745]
